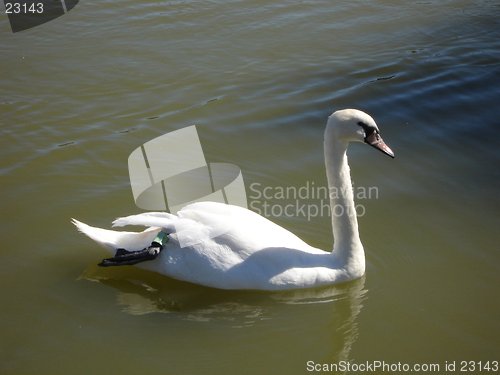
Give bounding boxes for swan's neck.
[324,132,365,272]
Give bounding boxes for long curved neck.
[324,128,364,270]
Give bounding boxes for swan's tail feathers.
[112,212,177,232]
[72,218,161,254]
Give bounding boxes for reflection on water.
[81,262,366,365]
[81,262,366,312]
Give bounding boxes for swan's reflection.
[81,262,366,365]
[82,262,364,310]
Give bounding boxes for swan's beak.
[365,131,395,158]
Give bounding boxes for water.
[1,0,500,373]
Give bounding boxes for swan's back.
[175,202,314,252]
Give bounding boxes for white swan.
[73,109,394,290]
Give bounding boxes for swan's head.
[327,109,395,158]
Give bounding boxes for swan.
[73,109,394,290]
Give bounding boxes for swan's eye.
[357,121,377,138]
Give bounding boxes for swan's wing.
[112,212,177,232]
[178,202,313,251]
[100,201,312,253]
[72,219,161,253]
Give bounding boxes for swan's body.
[74,109,394,290]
